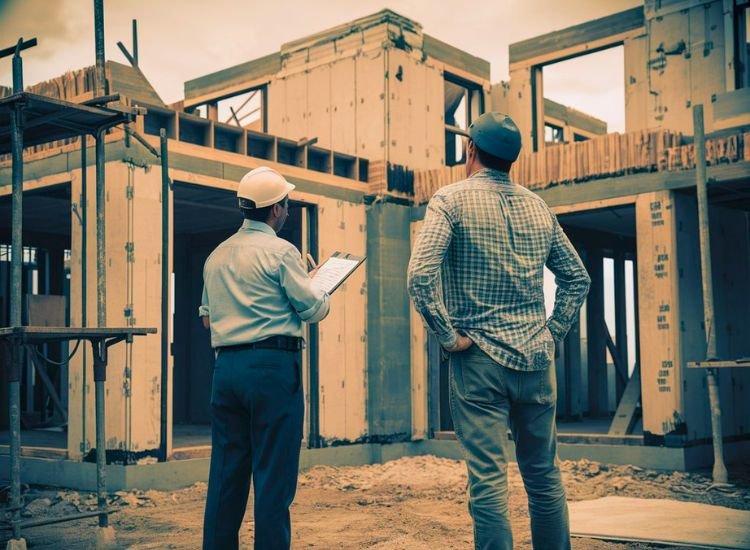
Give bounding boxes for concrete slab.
[569,496,750,549]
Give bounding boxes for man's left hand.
[445,334,473,353]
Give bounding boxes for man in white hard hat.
[408,113,590,550]
[199,166,329,550]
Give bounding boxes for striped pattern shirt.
[407,168,591,371]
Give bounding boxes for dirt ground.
[3,455,749,549]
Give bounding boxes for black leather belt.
[217,335,304,353]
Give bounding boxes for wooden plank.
[410,220,428,439]
[184,53,280,104]
[687,360,750,368]
[608,364,641,436]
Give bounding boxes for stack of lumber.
[368,160,415,198]
[0,67,106,159]
[367,160,388,194]
[411,129,748,203]
[413,165,466,203]
[512,129,683,190]
[26,66,97,100]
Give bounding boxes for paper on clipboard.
[310,253,365,294]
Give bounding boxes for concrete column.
[366,200,412,439]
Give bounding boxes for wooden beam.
[687,360,750,368]
[614,250,628,400]
[536,161,750,208]
[608,363,641,436]
[586,249,608,416]
[509,7,644,67]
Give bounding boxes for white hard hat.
[237,167,295,208]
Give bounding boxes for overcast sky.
[0,0,640,132]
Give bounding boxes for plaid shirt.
[407,169,590,371]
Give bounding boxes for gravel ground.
[2,455,749,549]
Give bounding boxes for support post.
[159,129,169,462]
[92,340,108,527]
[586,249,607,416]
[93,0,107,97]
[81,136,88,454]
[693,104,727,484]
[95,129,106,328]
[9,46,25,545]
[614,249,628,399]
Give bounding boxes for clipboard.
[310,251,366,294]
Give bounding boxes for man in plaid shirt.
[408,112,590,550]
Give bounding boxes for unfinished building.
[1,1,749,491]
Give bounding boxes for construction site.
[1,0,749,548]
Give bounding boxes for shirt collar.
[470,168,511,184]
[241,219,276,236]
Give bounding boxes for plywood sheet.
[331,57,357,156]
[306,63,332,150]
[317,197,346,439]
[624,34,649,132]
[317,197,367,441]
[688,1,726,133]
[424,63,445,168]
[355,51,386,163]
[342,200,367,441]
[570,496,750,549]
[635,192,684,438]
[649,9,690,131]
[283,72,308,142]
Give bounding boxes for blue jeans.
[202,348,304,550]
[449,345,570,550]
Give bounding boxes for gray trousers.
[449,345,570,550]
[202,347,303,550]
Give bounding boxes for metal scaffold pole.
[8,38,26,546]
[693,104,728,485]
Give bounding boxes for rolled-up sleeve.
[545,214,591,342]
[198,284,209,318]
[407,194,458,349]
[279,249,330,323]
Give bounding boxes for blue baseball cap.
[468,112,522,162]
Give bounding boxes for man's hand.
[201,316,210,330]
[445,334,473,353]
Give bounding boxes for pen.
[306,253,317,271]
